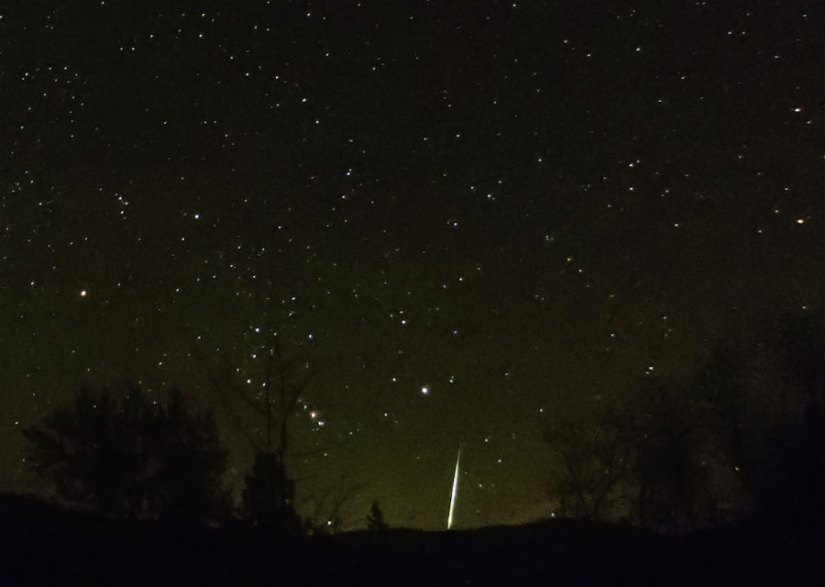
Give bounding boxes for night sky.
[1,1,822,531]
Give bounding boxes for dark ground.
[1,493,822,586]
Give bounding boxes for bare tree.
[541,399,632,522]
[235,334,308,530]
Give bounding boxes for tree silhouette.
[629,377,728,532]
[687,318,825,528]
[779,312,825,400]
[366,499,389,531]
[199,315,355,532]
[635,395,702,530]
[24,387,228,524]
[750,312,825,527]
[628,349,763,532]
[242,451,302,532]
[231,338,307,531]
[542,406,632,522]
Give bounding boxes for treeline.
[17,332,396,535]
[541,312,824,532]
[20,386,387,533]
[15,312,824,534]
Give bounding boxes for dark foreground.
[1,495,822,586]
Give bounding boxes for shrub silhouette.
[24,386,228,524]
[366,500,389,531]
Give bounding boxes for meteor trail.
[447,445,461,529]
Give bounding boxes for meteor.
[447,445,462,530]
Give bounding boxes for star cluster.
[1,1,822,529]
